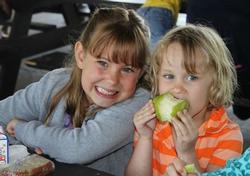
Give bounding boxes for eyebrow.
[98,56,136,68]
[124,65,135,68]
[161,68,173,72]
[97,56,110,61]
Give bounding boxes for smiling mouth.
[96,86,118,96]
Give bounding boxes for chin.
[95,101,116,108]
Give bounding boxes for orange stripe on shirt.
[147,107,243,176]
[213,148,242,161]
[216,140,243,152]
[209,156,227,166]
[197,129,242,149]
[196,147,216,158]
[152,158,167,174]
[153,150,176,165]
[153,140,176,155]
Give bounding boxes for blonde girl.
[0,7,150,176]
[126,24,243,176]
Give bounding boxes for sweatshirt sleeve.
[0,69,69,142]
[0,69,67,125]
[14,88,150,164]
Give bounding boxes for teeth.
[96,87,117,96]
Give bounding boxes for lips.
[172,94,185,100]
[95,86,118,96]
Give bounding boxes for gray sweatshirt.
[0,68,150,175]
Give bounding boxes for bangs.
[182,43,198,73]
[179,41,210,74]
[88,24,146,68]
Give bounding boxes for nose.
[106,69,119,85]
[171,79,186,94]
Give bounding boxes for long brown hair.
[44,7,150,127]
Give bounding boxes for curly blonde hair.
[150,24,237,108]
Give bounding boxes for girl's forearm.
[125,137,153,176]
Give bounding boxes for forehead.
[98,46,131,65]
[163,42,210,73]
[90,39,143,68]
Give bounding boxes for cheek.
[189,87,210,105]
[81,68,100,91]
[121,75,139,92]
[82,66,102,80]
[201,80,213,98]
[158,78,170,94]
[81,71,90,91]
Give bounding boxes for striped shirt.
[134,107,243,176]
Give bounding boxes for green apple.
[152,92,188,122]
[184,163,197,174]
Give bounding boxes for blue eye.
[122,66,135,73]
[187,75,198,81]
[97,60,108,68]
[163,74,174,80]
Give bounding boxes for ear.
[74,41,85,69]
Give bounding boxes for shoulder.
[223,110,242,134]
[22,68,72,103]
[133,87,151,99]
[218,119,243,142]
[40,68,70,84]
[212,111,243,147]
[200,107,243,142]
[117,87,150,109]
[37,68,71,92]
